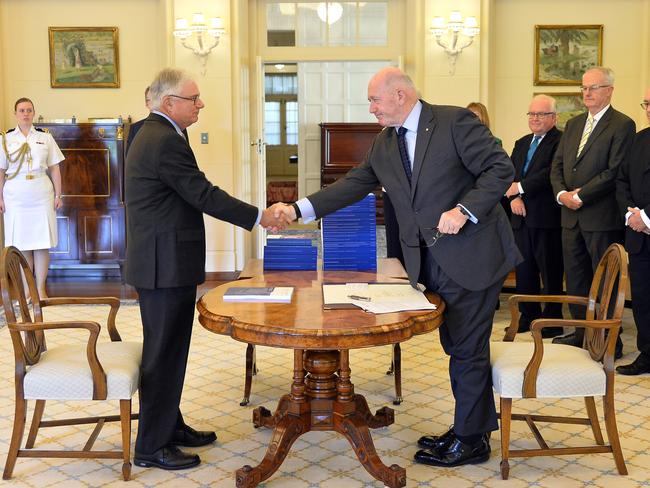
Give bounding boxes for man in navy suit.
[274,67,521,467]
[551,67,635,354]
[615,86,650,375]
[505,95,564,337]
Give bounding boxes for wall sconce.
[430,11,480,75]
[173,13,225,75]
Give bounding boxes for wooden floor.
[45,274,236,300]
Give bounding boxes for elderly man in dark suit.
[126,68,285,470]
[274,67,521,467]
[550,67,635,355]
[505,95,564,338]
[615,87,650,375]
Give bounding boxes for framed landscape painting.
[535,92,584,130]
[48,27,120,88]
[534,25,603,86]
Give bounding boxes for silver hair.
[531,94,557,112]
[148,68,194,110]
[585,66,615,85]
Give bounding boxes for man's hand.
[260,203,293,232]
[505,182,520,198]
[437,206,469,234]
[628,207,650,233]
[271,202,296,224]
[558,189,583,210]
[510,197,526,216]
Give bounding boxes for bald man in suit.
[275,67,521,468]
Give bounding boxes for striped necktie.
[576,115,594,158]
[397,127,412,183]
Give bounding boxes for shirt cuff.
[556,190,567,205]
[572,192,582,203]
[296,198,317,223]
[255,208,262,227]
[517,182,524,194]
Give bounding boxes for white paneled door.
[297,61,391,198]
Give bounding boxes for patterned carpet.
[1,297,649,487]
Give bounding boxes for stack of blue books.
[322,193,377,271]
[263,235,318,270]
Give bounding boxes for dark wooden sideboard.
[37,122,125,277]
[319,122,384,223]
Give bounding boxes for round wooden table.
[197,269,444,488]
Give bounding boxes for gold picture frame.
[534,92,584,130]
[48,27,120,88]
[534,25,603,86]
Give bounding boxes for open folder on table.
[322,282,437,314]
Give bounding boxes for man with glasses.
[504,95,564,338]
[126,68,287,470]
[273,67,521,467]
[550,67,635,355]
[615,88,650,375]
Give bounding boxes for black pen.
[348,294,371,301]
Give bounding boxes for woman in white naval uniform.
[0,97,64,298]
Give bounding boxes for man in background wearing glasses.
[274,67,521,468]
[125,68,287,471]
[615,88,650,375]
[504,95,564,338]
[550,67,635,355]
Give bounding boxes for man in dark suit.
[505,95,564,338]
[550,67,635,353]
[274,67,521,467]
[615,87,650,375]
[126,68,284,470]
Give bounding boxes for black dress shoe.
[616,354,650,375]
[414,436,490,467]
[552,332,582,347]
[615,340,623,361]
[417,426,455,450]
[134,445,200,470]
[171,424,217,447]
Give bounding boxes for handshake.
[260,202,298,232]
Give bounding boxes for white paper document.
[322,283,437,314]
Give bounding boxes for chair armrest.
[504,295,591,342]
[8,320,109,400]
[40,297,122,342]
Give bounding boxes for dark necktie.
[397,126,412,183]
[522,135,540,177]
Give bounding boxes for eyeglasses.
[580,84,611,93]
[168,94,201,104]
[527,112,555,119]
[641,102,650,110]
[405,228,445,249]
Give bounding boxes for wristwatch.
[457,205,470,217]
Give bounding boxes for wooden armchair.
[1,246,141,481]
[490,243,628,479]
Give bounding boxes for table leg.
[241,349,405,488]
[241,344,255,406]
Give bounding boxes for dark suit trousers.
[629,237,650,355]
[419,246,502,436]
[135,285,197,454]
[514,223,564,328]
[562,226,623,320]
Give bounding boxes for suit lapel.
[389,128,412,192]
[411,103,436,196]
